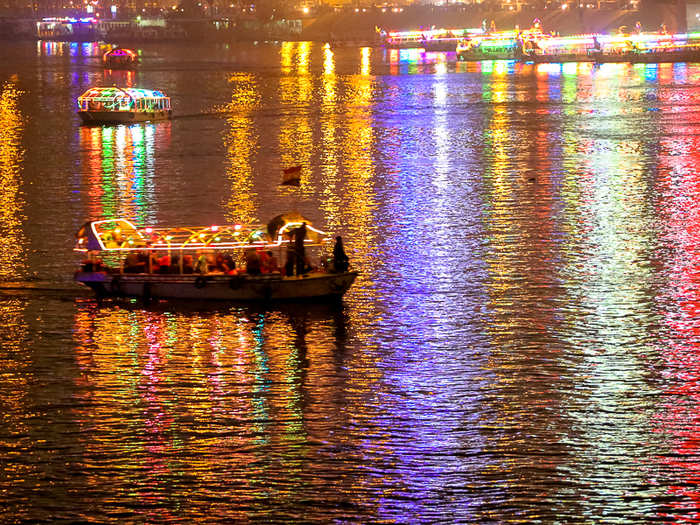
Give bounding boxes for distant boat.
[103,47,138,69]
[73,216,358,301]
[76,86,171,124]
[452,28,700,64]
[384,27,482,51]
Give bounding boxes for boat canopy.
[76,87,170,111]
[103,47,137,60]
[75,217,329,253]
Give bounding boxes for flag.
[281,165,302,186]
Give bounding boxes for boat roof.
[77,87,168,101]
[75,217,329,252]
[104,48,137,59]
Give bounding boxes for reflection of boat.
[585,47,700,63]
[74,216,358,301]
[77,87,172,125]
[103,47,138,69]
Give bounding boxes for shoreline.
[0,5,688,44]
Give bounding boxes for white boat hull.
[75,271,358,301]
[78,110,172,125]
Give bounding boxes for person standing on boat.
[294,222,307,276]
[333,236,349,273]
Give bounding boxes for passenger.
[182,254,194,274]
[169,255,180,274]
[223,254,236,274]
[333,236,349,273]
[149,251,160,273]
[195,252,208,274]
[206,253,217,272]
[294,222,307,276]
[124,251,145,273]
[158,253,171,274]
[284,233,296,276]
[245,248,261,275]
[214,253,235,274]
[261,250,279,273]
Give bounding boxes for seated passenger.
[260,250,279,273]
[124,251,146,273]
[215,253,235,274]
[149,251,160,273]
[158,253,171,274]
[195,252,209,274]
[223,254,236,274]
[169,255,180,274]
[182,254,194,274]
[245,248,261,275]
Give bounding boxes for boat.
[103,47,138,69]
[384,27,482,52]
[73,215,358,301]
[76,87,172,125]
[457,33,521,61]
[522,31,700,63]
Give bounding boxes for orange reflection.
[279,42,313,196]
[0,79,28,279]
[223,73,260,224]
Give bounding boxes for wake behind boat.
[74,215,357,301]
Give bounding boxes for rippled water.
[2,40,700,522]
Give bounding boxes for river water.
[2,40,700,522]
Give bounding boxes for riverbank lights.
[301,6,309,14]
[110,5,116,15]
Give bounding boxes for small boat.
[103,47,138,69]
[77,86,172,125]
[74,215,358,301]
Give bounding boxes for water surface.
[2,41,700,522]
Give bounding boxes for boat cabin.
[103,47,138,68]
[73,216,357,300]
[75,216,330,275]
[77,87,170,113]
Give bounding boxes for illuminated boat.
[73,216,358,301]
[384,27,482,51]
[456,30,537,61]
[76,87,172,125]
[524,31,700,63]
[103,47,138,69]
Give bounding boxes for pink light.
[145,227,153,233]
[211,225,219,231]
[234,224,242,231]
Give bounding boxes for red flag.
[281,165,301,186]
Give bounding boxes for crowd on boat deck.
[81,225,350,276]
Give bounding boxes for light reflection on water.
[0,79,28,280]
[2,41,700,521]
